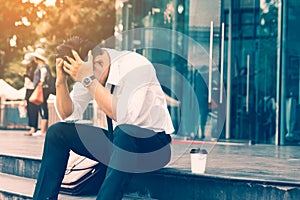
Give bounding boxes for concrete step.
[2,153,300,200]
[126,168,300,200]
[0,153,40,179]
[0,172,96,200]
[0,151,158,200]
[0,173,156,200]
[0,153,156,200]
[0,172,34,200]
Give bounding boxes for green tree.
[1,0,115,89]
[0,0,41,85]
[43,0,115,44]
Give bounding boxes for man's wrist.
[85,78,99,98]
[82,75,96,88]
[56,79,67,87]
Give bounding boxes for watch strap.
[82,75,96,87]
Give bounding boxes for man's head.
[56,36,110,82]
[90,46,110,82]
[56,36,97,62]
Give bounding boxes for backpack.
[45,65,56,95]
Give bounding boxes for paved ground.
[1,130,300,185]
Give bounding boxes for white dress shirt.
[56,49,174,134]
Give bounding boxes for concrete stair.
[0,153,156,200]
[1,152,300,200]
[0,172,155,200]
[1,130,300,199]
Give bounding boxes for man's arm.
[87,81,116,121]
[62,50,117,121]
[55,58,73,120]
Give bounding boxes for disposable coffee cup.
[190,148,208,174]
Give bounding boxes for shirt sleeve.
[40,67,47,82]
[55,82,93,121]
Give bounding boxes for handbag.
[29,83,44,105]
[60,151,106,196]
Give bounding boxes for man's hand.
[63,50,94,82]
[55,57,68,85]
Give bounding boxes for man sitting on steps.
[32,36,174,200]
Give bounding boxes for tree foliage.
[0,0,115,88]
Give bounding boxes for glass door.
[115,0,223,141]
[223,0,281,144]
[186,0,223,140]
[283,0,300,145]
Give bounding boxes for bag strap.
[65,157,98,175]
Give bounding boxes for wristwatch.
[82,75,96,88]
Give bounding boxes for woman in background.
[21,53,39,136]
[29,48,50,136]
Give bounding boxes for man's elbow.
[60,111,73,120]
[56,108,73,121]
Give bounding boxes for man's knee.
[46,122,70,142]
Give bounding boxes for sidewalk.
[0,129,300,185]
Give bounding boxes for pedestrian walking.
[29,48,50,136]
[20,53,39,136]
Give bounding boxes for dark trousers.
[33,122,171,200]
[26,88,49,129]
[25,89,38,129]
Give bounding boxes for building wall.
[113,0,300,145]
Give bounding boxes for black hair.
[56,36,98,62]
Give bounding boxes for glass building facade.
[113,0,300,146]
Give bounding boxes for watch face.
[82,75,95,87]
[83,77,91,86]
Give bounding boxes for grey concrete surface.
[0,129,300,184]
